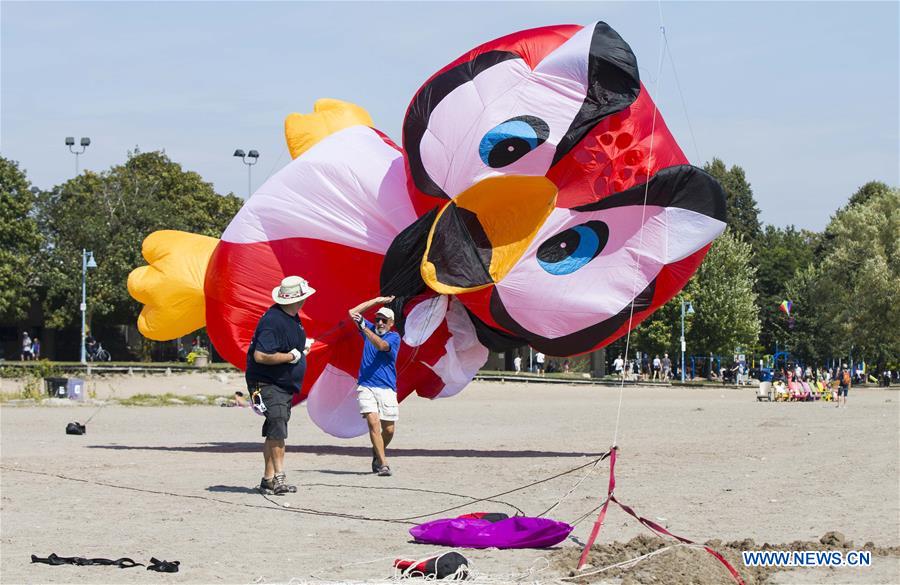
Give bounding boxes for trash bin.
[45,377,68,398]
[66,378,86,401]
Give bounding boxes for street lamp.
[233,149,259,198]
[680,300,695,382]
[80,249,97,364]
[65,137,91,175]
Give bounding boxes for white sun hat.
[271,276,316,305]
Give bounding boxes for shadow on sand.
[206,484,259,494]
[88,443,602,458]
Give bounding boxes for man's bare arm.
[253,350,297,365]
[348,296,395,318]
[360,327,390,352]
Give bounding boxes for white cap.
[375,307,395,320]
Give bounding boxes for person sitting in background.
[85,335,98,359]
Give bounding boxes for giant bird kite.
[129,22,727,437]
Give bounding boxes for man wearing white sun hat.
[246,275,316,495]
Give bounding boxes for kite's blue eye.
[479,116,549,168]
[537,221,609,275]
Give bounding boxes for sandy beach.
[1,376,898,584]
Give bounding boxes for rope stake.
[575,448,745,584]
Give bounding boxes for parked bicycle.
[88,343,111,362]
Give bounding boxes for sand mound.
[553,532,900,585]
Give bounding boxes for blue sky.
[2,1,897,231]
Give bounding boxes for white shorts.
[356,386,399,422]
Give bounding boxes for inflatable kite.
[129,21,727,437]
[410,513,573,549]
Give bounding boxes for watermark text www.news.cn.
[742,550,871,567]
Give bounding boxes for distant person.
[246,275,316,495]
[563,359,570,374]
[836,363,851,408]
[85,335,97,359]
[613,354,624,379]
[513,355,522,374]
[661,353,671,381]
[535,352,546,376]
[652,354,661,380]
[21,332,33,361]
[349,295,400,477]
[32,337,41,360]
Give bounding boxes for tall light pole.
[81,249,97,364]
[65,137,91,175]
[680,300,694,382]
[233,149,259,197]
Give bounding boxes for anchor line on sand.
[1,454,609,525]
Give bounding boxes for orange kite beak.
[421,176,558,295]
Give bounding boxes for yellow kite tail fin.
[127,230,219,341]
[284,98,374,159]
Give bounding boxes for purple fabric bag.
[409,516,574,549]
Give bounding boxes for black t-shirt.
[245,305,307,393]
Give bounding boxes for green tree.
[627,229,760,376]
[36,150,244,332]
[781,264,833,364]
[703,158,761,245]
[0,157,42,322]
[814,186,899,368]
[682,229,760,357]
[845,180,893,209]
[753,225,819,352]
[630,295,682,358]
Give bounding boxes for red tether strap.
[576,448,616,569]
[576,447,745,585]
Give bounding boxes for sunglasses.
[374,316,390,323]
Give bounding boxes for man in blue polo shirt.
[349,295,399,477]
[246,276,315,495]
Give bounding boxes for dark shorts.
[838,385,849,397]
[257,384,294,440]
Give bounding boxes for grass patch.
[118,393,228,406]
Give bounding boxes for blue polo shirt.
[358,319,400,391]
[245,305,307,393]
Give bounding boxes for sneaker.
[259,476,275,494]
[273,472,298,495]
[377,465,392,477]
